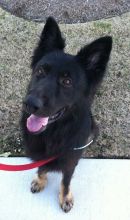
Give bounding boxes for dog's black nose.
[23,96,42,114]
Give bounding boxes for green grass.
[93,21,112,32]
[0,10,6,20]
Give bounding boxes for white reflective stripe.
[73,139,93,150]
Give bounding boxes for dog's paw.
[59,190,74,213]
[31,180,42,193]
[61,197,74,213]
[30,174,47,193]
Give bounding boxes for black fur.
[21,17,112,211]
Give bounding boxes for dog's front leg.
[31,167,47,193]
[59,168,75,213]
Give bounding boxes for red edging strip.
[0,156,58,171]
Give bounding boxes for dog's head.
[24,17,112,134]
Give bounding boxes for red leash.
[0,156,58,171]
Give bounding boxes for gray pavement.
[0,0,130,23]
[0,158,130,219]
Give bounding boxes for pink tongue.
[27,114,49,132]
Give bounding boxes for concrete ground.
[0,158,130,220]
[0,0,130,23]
[0,7,130,158]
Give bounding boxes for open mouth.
[26,107,66,134]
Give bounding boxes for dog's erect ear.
[76,36,112,89]
[31,17,65,68]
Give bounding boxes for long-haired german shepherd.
[21,17,112,212]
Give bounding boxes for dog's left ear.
[31,17,65,68]
[76,36,112,89]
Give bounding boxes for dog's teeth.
[49,108,65,122]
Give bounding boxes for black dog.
[21,17,112,212]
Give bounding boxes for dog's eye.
[61,78,72,87]
[35,67,46,78]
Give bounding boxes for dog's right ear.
[76,36,112,90]
[31,17,65,68]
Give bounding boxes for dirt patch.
[0,0,130,23]
[0,8,130,157]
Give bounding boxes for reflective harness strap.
[73,139,93,150]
